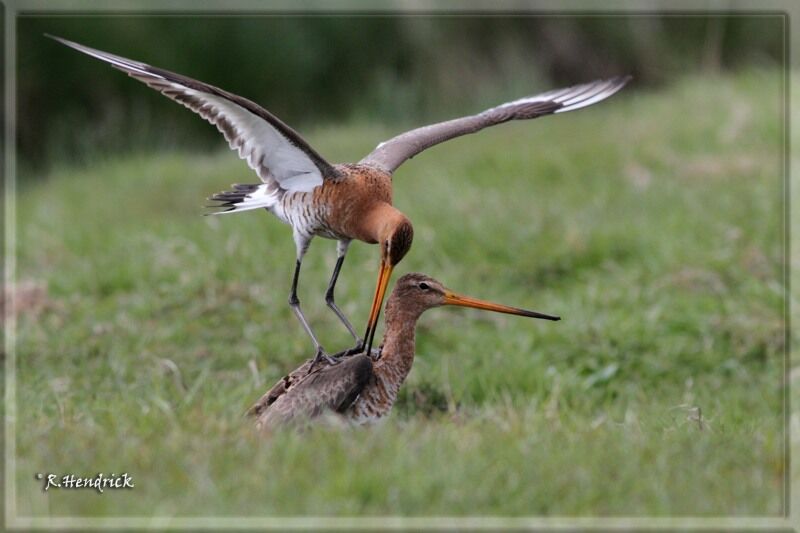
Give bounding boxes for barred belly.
[276,191,347,241]
[346,374,401,425]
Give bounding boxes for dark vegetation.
[19,14,783,170]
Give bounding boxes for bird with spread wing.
[50,35,630,367]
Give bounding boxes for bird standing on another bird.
[247,273,560,429]
[50,35,628,366]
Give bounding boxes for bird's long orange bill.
[443,291,560,321]
[366,261,394,334]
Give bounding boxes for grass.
[12,69,786,518]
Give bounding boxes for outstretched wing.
[360,76,631,174]
[250,355,373,430]
[49,35,341,192]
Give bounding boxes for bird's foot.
[306,348,340,374]
[329,342,382,361]
[330,340,364,359]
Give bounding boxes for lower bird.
[51,35,628,365]
[248,273,559,429]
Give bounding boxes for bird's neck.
[360,203,406,244]
[372,295,423,393]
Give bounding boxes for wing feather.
[48,35,341,193]
[360,76,631,173]
[250,355,373,430]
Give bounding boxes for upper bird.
[248,273,560,430]
[50,35,629,365]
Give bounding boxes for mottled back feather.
[250,354,374,429]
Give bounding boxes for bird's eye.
[418,282,430,291]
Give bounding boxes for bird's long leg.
[288,235,338,368]
[324,240,362,345]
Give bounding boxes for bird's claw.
[307,348,340,374]
[331,343,381,361]
[330,341,364,359]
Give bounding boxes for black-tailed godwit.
[51,35,628,365]
[248,273,559,429]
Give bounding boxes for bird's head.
[379,215,414,268]
[366,216,414,327]
[388,273,562,321]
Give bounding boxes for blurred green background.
[13,13,788,521]
[18,14,783,170]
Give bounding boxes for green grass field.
[12,70,786,518]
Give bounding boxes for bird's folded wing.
[49,35,340,192]
[360,76,631,174]
[252,354,373,429]
[246,358,315,418]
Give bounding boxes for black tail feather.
[207,183,261,209]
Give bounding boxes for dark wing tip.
[46,33,91,52]
[45,33,155,78]
[45,34,84,51]
[551,75,632,114]
[608,74,633,91]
